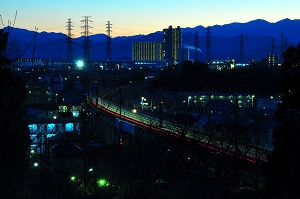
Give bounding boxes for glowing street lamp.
[141,97,146,110]
[188,96,192,106]
[252,95,255,107]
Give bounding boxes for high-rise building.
[163,26,182,65]
[132,41,162,61]
[267,54,278,67]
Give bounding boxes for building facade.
[163,25,182,66]
[267,54,278,67]
[132,41,162,61]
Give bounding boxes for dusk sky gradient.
[1,0,300,38]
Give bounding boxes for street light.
[188,96,192,106]
[141,97,146,110]
[252,95,255,108]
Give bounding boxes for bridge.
[86,82,271,164]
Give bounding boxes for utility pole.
[81,16,92,68]
[66,18,73,64]
[105,21,112,68]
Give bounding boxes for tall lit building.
[267,54,278,67]
[163,25,182,65]
[132,41,162,61]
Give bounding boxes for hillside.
[4,18,300,61]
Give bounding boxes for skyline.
[1,0,300,38]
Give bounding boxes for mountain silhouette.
[4,18,300,62]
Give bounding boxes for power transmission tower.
[194,31,199,62]
[239,33,244,64]
[66,18,73,64]
[271,37,275,55]
[105,21,112,68]
[205,26,212,64]
[279,33,285,63]
[81,16,93,67]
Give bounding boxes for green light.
[33,162,38,167]
[70,176,76,181]
[97,179,109,187]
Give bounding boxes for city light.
[97,179,109,187]
[76,60,84,69]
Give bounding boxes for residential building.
[25,81,52,104]
[163,25,182,65]
[132,41,162,61]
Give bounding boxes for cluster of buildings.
[132,25,185,66]
[8,24,282,157]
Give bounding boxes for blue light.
[76,60,84,69]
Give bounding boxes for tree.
[0,28,31,198]
[261,43,300,198]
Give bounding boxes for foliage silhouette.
[0,28,31,198]
[261,43,300,198]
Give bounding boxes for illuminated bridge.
[87,84,271,165]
